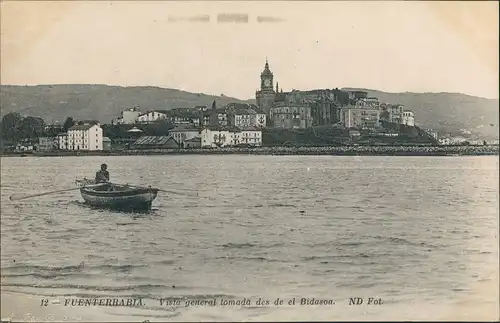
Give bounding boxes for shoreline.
[1,145,498,157]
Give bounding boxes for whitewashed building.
[200,126,240,148]
[239,127,262,146]
[137,111,168,123]
[200,126,262,147]
[57,133,68,150]
[67,124,103,151]
[232,109,266,128]
[116,107,142,124]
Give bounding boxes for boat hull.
[79,184,158,212]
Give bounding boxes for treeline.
[0,112,177,143]
[1,112,47,142]
[0,113,82,142]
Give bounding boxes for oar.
[117,183,199,197]
[157,189,199,197]
[9,183,106,201]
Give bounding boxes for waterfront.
[2,144,499,157]
[1,155,499,321]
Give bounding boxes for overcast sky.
[1,1,498,99]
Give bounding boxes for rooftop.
[239,126,261,131]
[185,137,201,142]
[202,125,242,132]
[169,126,201,132]
[69,124,98,131]
[133,136,178,145]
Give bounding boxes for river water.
[1,155,498,321]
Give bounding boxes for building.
[102,137,112,150]
[270,104,313,129]
[169,126,201,147]
[401,111,415,126]
[217,109,229,126]
[339,105,380,129]
[200,126,242,148]
[239,127,263,146]
[200,101,224,126]
[184,137,201,148]
[426,129,439,140]
[383,104,404,124]
[137,111,168,124]
[67,124,103,151]
[348,91,368,101]
[57,133,68,150]
[115,107,142,124]
[226,103,267,128]
[254,59,350,126]
[37,137,58,151]
[131,136,179,149]
[44,124,65,136]
[255,58,276,115]
[163,109,201,126]
[309,100,339,126]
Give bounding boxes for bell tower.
[260,58,274,92]
[256,58,276,116]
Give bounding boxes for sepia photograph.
[1,0,498,321]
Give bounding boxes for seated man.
[95,163,110,183]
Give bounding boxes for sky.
[1,1,498,99]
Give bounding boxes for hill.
[0,84,250,124]
[1,85,498,139]
[343,88,499,139]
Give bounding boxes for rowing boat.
[76,179,159,211]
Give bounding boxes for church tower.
[255,58,276,115]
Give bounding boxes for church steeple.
[260,58,274,91]
[276,81,279,93]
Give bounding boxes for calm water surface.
[1,155,498,321]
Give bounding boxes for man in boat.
[95,164,110,183]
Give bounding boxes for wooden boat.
[76,179,159,211]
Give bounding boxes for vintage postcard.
[1,1,498,322]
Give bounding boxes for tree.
[18,116,45,142]
[142,120,174,136]
[1,112,23,141]
[380,110,390,121]
[63,117,75,131]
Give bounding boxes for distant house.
[102,137,112,151]
[164,109,201,126]
[131,136,179,149]
[137,111,168,124]
[168,126,201,147]
[37,137,58,151]
[115,107,141,124]
[67,124,103,151]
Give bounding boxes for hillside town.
[1,59,497,153]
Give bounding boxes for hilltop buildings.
[254,58,417,131]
